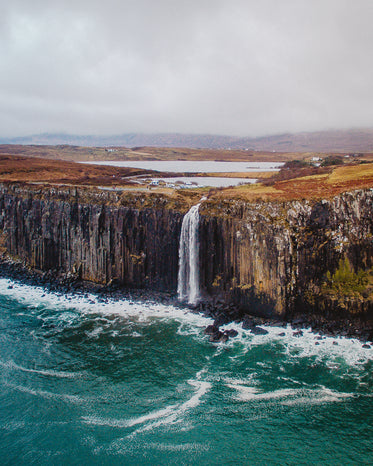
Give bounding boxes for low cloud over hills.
[2,128,373,152]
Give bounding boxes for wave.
[1,277,372,369]
[220,322,373,366]
[0,278,213,330]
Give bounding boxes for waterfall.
[177,203,201,305]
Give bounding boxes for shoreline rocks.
[0,255,372,345]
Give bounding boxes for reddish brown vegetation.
[0,155,155,186]
[0,144,329,163]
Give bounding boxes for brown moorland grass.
[1,154,372,205]
[2,144,367,163]
[0,154,156,186]
[211,163,373,202]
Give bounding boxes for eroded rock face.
[0,184,372,323]
[198,190,373,319]
[0,185,183,292]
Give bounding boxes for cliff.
[199,191,373,323]
[0,184,188,292]
[0,183,372,329]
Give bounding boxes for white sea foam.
[147,442,210,452]
[226,381,353,405]
[1,277,372,368]
[0,278,212,330]
[219,321,373,366]
[82,369,211,435]
[82,406,175,429]
[227,384,301,401]
[281,388,352,406]
[0,359,82,379]
[85,326,105,339]
[6,382,86,404]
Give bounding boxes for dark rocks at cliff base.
[209,330,223,342]
[241,315,270,336]
[292,318,307,326]
[213,314,231,328]
[219,333,229,343]
[266,319,285,327]
[204,325,219,335]
[204,323,225,342]
[0,256,179,314]
[204,324,239,343]
[250,326,269,336]
[242,316,258,330]
[293,330,303,337]
[362,344,371,349]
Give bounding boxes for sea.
[0,277,372,465]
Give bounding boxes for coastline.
[1,254,371,346]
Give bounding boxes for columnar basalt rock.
[0,184,184,292]
[199,190,373,320]
[0,184,372,325]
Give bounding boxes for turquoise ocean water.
[0,278,372,465]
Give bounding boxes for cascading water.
[177,203,201,305]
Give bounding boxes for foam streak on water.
[0,277,372,465]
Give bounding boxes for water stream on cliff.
[0,277,372,465]
[177,203,201,305]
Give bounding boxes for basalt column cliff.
[0,184,372,324]
[0,185,183,292]
[199,191,373,321]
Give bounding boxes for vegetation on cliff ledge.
[322,258,373,300]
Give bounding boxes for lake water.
[83,161,283,173]
[148,177,258,188]
[1,278,372,465]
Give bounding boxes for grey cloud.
[1,0,373,137]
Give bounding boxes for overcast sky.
[1,0,373,138]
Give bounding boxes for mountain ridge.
[2,128,373,152]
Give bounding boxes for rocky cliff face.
[0,184,184,292]
[0,183,372,324]
[199,190,373,320]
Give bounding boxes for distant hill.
[2,128,373,152]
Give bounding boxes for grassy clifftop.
[0,148,372,207]
[210,162,373,203]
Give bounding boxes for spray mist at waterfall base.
[0,277,372,465]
